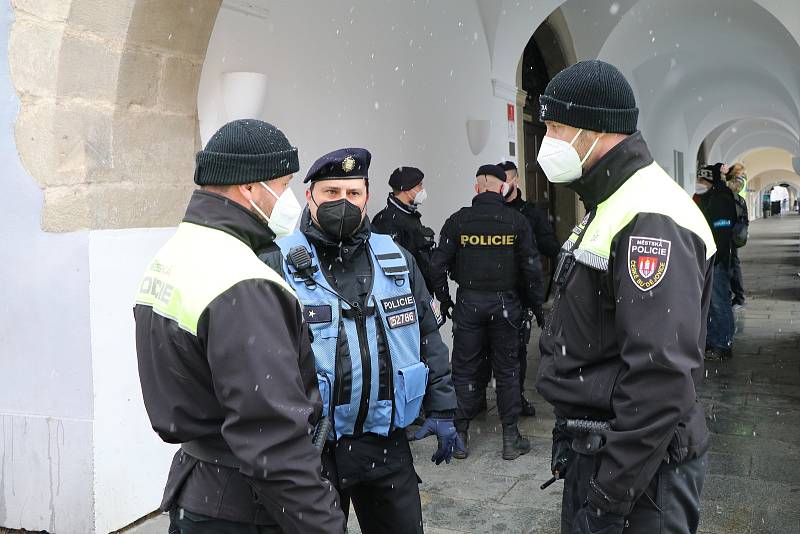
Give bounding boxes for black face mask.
[314,198,364,241]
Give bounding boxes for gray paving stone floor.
[125,214,800,534]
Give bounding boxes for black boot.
[502,423,530,460]
[454,430,469,459]
[520,395,536,417]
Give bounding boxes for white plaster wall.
[0,415,94,532]
[199,1,512,238]
[0,0,94,530]
[89,228,178,533]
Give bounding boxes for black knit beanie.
[539,60,638,134]
[194,119,299,185]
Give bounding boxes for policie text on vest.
[460,234,516,246]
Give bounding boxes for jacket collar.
[300,206,372,262]
[567,131,654,210]
[183,190,276,253]
[507,193,526,210]
[472,191,506,206]
[388,193,419,216]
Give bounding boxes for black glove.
[441,299,455,320]
[534,307,545,328]
[522,307,534,326]
[551,434,570,479]
[571,505,625,534]
[519,308,534,344]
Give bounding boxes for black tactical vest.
[453,205,520,291]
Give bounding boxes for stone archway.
[10,0,222,232]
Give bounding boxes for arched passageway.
[3,1,799,532]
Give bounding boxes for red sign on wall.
[507,103,516,141]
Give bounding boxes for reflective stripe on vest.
[135,222,296,335]
[562,162,717,271]
[276,231,424,440]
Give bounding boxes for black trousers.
[168,508,282,533]
[322,431,423,534]
[561,450,707,534]
[730,248,745,304]
[338,463,423,533]
[452,289,522,430]
[477,321,529,395]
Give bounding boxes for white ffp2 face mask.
[695,182,711,195]
[412,188,428,205]
[249,182,302,237]
[537,129,601,183]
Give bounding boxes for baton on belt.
[312,375,334,450]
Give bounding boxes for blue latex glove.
[412,417,464,465]
[571,505,625,534]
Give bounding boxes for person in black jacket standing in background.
[431,164,544,461]
[497,160,560,416]
[372,166,437,295]
[726,165,749,309]
[499,160,561,259]
[698,163,738,360]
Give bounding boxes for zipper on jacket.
[333,314,352,406]
[352,301,372,436]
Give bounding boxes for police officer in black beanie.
[134,119,345,533]
[373,166,438,296]
[430,164,544,461]
[534,60,714,534]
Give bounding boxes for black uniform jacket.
[134,191,343,532]
[699,181,737,266]
[430,191,545,308]
[536,134,713,517]
[507,193,561,259]
[372,193,436,293]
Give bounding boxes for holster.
[559,417,610,456]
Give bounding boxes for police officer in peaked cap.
[268,148,461,534]
[430,163,545,461]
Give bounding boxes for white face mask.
[695,182,711,195]
[249,182,302,237]
[537,129,601,183]
[500,182,511,196]
[412,188,428,205]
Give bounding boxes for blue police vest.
[276,231,428,440]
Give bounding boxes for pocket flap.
[397,362,429,402]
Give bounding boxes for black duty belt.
[181,440,241,469]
